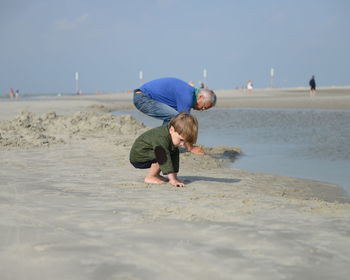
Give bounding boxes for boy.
[129,113,198,187]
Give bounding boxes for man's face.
[169,126,186,147]
[194,95,212,111]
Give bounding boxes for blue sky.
[1,0,349,94]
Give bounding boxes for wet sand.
[1,87,350,279]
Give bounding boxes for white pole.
[75,72,79,94]
[270,68,274,88]
[203,68,207,83]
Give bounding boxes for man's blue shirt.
[139,77,195,113]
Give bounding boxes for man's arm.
[185,143,204,155]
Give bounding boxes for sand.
[1,87,350,280]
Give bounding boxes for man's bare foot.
[144,176,167,184]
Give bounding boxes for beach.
[1,87,350,279]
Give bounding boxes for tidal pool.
[114,108,350,195]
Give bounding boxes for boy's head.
[168,113,198,147]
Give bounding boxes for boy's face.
[169,126,186,147]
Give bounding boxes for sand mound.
[0,111,146,149]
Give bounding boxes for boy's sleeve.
[154,145,179,174]
[170,149,179,173]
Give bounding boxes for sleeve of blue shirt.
[171,79,194,113]
[175,88,194,113]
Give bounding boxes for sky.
[1,0,349,94]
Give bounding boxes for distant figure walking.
[9,88,14,99]
[15,88,20,99]
[199,81,207,89]
[246,80,253,93]
[309,75,316,97]
[188,81,195,86]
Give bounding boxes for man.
[309,75,316,97]
[133,77,217,154]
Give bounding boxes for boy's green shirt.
[129,126,179,175]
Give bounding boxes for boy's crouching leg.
[144,162,167,184]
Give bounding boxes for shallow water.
[113,108,350,195]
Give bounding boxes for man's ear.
[169,126,175,134]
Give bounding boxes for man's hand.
[190,145,205,155]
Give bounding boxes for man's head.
[194,88,217,111]
[168,113,198,147]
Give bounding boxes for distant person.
[133,77,216,154]
[129,113,198,187]
[246,80,253,93]
[188,81,195,86]
[9,88,14,99]
[15,88,20,99]
[309,75,316,96]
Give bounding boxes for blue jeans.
[133,92,179,125]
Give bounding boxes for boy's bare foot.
[144,176,167,184]
[157,175,169,182]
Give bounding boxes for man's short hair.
[198,88,217,107]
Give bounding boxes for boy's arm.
[155,145,179,175]
[167,173,185,187]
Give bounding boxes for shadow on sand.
[182,176,241,184]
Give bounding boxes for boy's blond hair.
[168,113,198,144]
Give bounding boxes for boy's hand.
[170,180,185,187]
[168,173,185,187]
